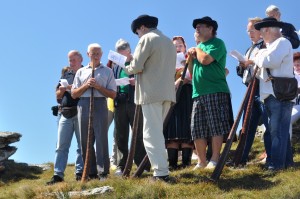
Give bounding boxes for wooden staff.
[81,64,95,182]
[232,67,259,166]
[122,104,141,177]
[132,56,190,178]
[210,66,259,181]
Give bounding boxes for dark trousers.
[114,101,146,170]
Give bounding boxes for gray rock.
[0,146,17,162]
[0,132,22,148]
[44,186,114,198]
[68,186,114,196]
[28,164,51,171]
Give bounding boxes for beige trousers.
[141,101,171,176]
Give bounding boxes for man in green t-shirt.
[187,16,231,170]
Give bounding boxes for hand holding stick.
[81,63,96,182]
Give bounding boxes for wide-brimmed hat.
[192,16,218,31]
[131,15,158,34]
[254,17,284,30]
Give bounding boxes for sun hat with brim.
[131,15,158,34]
[254,17,284,30]
[192,16,218,31]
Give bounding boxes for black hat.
[192,16,218,31]
[254,17,284,30]
[131,15,158,34]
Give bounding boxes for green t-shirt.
[192,37,230,98]
[119,62,130,93]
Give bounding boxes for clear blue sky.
[1,0,299,164]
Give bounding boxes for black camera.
[51,105,59,116]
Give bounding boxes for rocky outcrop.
[0,131,22,171]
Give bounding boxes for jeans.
[264,95,294,169]
[54,113,83,178]
[241,94,270,163]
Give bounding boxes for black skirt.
[164,84,193,143]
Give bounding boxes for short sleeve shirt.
[192,37,230,98]
[72,64,117,97]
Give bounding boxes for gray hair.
[266,5,280,15]
[87,43,102,53]
[115,39,131,52]
[68,50,83,59]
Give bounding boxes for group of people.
[46,4,300,185]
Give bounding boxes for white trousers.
[289,104,300,140]
[141,101,171,176]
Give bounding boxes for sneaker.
[205,161,217,169]
[75,173,82,181]
[193,163,205,170]
[191,152,198,160]
[46,175,63,185]
[114,168,123,176]
[152,175,176,184]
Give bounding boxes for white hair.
[87,43,102,53]
[266,5,280,15]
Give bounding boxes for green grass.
[1,137,300,199]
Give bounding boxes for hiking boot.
[75,173,82,181]
[46,175,63,185]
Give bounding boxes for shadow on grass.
[177,170,278,191]
[0,160,43,183]
[214,173,279,191]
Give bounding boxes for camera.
[51,105,59,116]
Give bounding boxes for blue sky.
[1,0,299,164]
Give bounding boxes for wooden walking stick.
[210,67,259,181]
[81,64,96,182]
[132,56,190,178]
[122,104,141,177]
[232,67,259,166]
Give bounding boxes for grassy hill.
[1,136,300,199]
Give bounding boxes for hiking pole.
[122,104,141,177]
[232,67,259,166]
[81,64,96,182]
[210,67,258,181]
[132,56,190,178]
